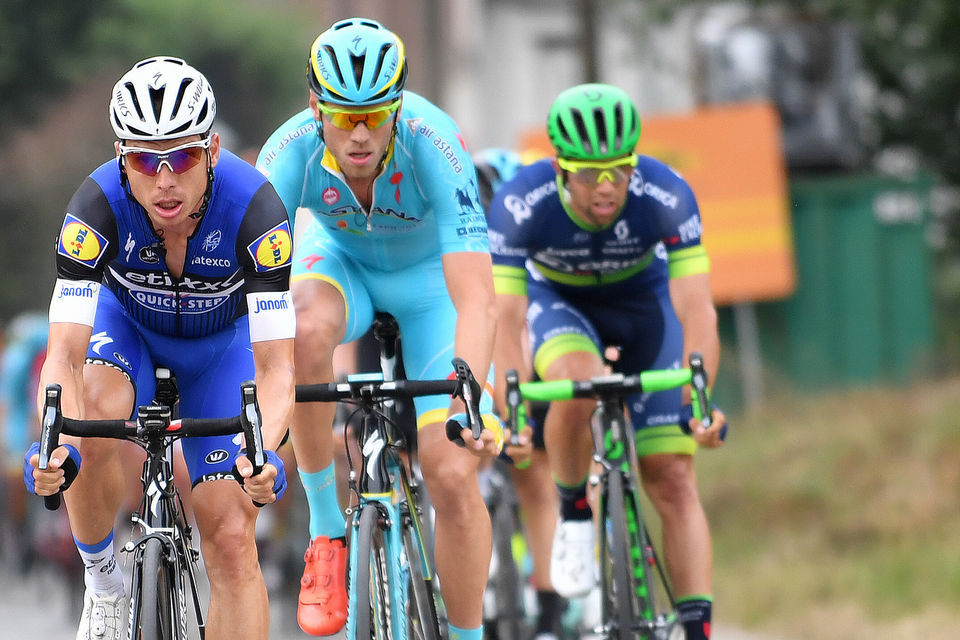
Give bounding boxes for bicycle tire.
[603,470,639,640]
[356,504,394,640]
[630,513,682,640]
[486,497,525,640]
[402,510,442,640]
[136,537,174,640]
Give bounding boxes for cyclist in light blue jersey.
[257,18,501,639]
[489,84,727,640]
[25,57,294,640]
[1,312,47,567]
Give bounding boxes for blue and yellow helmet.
[307,18,408,106]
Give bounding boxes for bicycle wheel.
[630,513,682,640]
[135,537,174,640]
[356,504,394,640]
[402,508,442,640]
[601,470,639,640]
[485,496,525,640]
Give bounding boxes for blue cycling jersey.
[53,151,293,338]
[487,156,711,456]
[486,157,709,297]
[257,91,488,271]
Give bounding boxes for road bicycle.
[296,344,484,640]
[504,354,712,640]
[37,367,267,640]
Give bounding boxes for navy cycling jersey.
[53,151,292,338]
[486,156,709,298]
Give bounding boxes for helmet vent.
[371,44,392,88]
[168,121,192,135]
[349,52,365,89]
[570,110,593,155]
[170,79,191,119]
[322,44,348,93]
[612,103,625,152]
[148,86,166,125]
[124,82,146,121]
[592,107,609,155]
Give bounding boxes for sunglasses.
[557,155,638,185]
[317,100,401,130]
[119,139,211,176]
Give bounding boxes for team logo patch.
[58,214,109,268]
[205,449,230,464]
[246,221,292,272]
[322,187,340,205]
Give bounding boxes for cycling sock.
[448,623,483,640]
[555,480,592,521]
[677,596,712,640]
[535,589,565,633]
[299,464,346,540]
[75,530,124,596]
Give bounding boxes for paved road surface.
[0,560,778,640]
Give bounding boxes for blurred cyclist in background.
[488,84,727,640]
[1,312,47,569]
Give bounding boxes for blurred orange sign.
[519,101,795,304]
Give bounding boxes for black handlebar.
[296,357,485,446]
[37,381,265,511]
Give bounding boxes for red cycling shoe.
[297,536,348,636]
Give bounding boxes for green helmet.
[547,83,641,160]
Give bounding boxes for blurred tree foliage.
[0,0,112,137]
[0,1,322,319]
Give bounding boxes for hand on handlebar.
[24,441,81,496]
[446,412,504,458]
[234,449,287,505]
[502,423,534,468]
[682,404,728,449]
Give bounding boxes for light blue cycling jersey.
[257,90,492,424]
[256,90,488,270]
[1,314,47,469]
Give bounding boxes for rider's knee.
[200,510,258,573]
[421,457,476,512]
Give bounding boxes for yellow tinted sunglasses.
[318,100,401,130]
[557,155,638,185]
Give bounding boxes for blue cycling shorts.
[87,288,255,485]
[526,278,695,456]
[292,220,493,427]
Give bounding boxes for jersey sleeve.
[256,113,319,229]
[412,113,489,255]
[49,177,119,325]
[236,182,296,342]
[486,173,533,297]
[649,167,711,279]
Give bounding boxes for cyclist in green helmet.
[490,83,727,640]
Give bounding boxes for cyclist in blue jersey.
[257,18,502,638]
[488,84,727,640]
[24,57,295,640]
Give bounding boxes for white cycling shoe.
[76,590,127,640]
[549,518,597,598]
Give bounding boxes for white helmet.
[109,56,216,141]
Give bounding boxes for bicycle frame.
[125,405,205,639]
[37,371,265,640]
[297,356,481,640]
[506,355,711,640]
